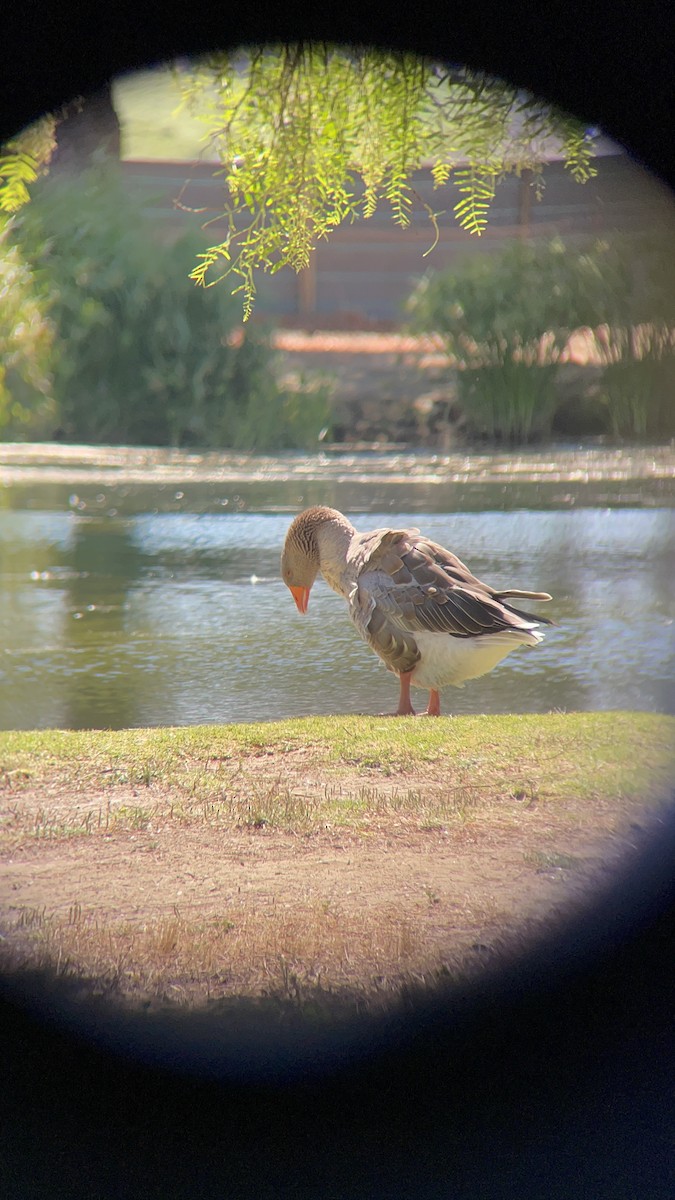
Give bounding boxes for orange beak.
[289,585,310,614]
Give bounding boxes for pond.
[0,445,673,729]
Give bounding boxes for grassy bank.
[1,711,672,1013]
[2,711,672,831]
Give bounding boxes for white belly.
[410,629,543,690]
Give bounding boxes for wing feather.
[352,526,553,654]
[289,510,553,685]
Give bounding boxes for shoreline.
[1,440,673,489]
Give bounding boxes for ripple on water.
[0,493,672,728]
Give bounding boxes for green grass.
[523,849,584,871]
[1,710,671,780]
[0,711,672,845]
[1,709,671,763]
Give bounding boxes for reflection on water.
[1,443,674,515]
[1,504,673,729]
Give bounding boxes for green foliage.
[182,47,430,319]
[0,220,56,437]
[409,238,603,356]
[407,232,675,442]
[10,166,328,449]
[575,233,675,437]
[3,53,598,328]
[0,116,57,214]
[458,363,559,442]
[406,239,596,440]
[450,166,499,238]
[599,358,675,437]
[176,46,597,318]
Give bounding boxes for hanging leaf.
[174,47,598,318]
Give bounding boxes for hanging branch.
[176,46,597,319]
[3,47,598,321]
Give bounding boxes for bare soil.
[0,749,655,1009]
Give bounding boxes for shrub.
[458,362,560,442]
[406,234,675,442]
[10,165,330,449]
[0,220,56,438]
[578,234,675,438]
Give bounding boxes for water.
[1,449,673,728]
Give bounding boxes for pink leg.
[426,689,441,717]
[396,671,416,716]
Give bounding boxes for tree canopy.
[177,45,597,318]
[1,44,599,320]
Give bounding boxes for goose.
[281,506,554,716]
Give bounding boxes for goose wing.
[352,530,553,663]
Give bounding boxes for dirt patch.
[0,748,654,1008]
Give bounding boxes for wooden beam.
[297,255,317,321]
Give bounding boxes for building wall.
[122,154,675,327]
